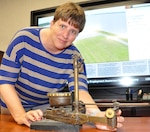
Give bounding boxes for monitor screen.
[31,2,150,87]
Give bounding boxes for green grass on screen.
[74,34,129,64]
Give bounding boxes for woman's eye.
[60,24,65,29]
[71,30,78,35]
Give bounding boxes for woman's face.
[48,19,79,53]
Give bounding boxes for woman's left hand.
[95,109,124,131]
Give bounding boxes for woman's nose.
[63,30,70,39]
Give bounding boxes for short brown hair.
[53,2,86,32]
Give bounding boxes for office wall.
[0,0,89,52]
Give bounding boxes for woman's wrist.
[87,108,101,116]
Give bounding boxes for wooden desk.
[1,114,150,132]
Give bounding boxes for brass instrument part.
[44,108,115,126]
[106,108,115,119]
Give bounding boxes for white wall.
[0,0,89,52]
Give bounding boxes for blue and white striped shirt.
[0,27,88,108]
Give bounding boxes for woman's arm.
[0,84,43,127]
[79,90,101,114]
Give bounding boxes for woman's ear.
[50,20,54,27]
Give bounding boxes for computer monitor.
[31,1,150,87]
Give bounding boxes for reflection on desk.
[1,114,150,132]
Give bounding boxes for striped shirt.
[0,27,88,108]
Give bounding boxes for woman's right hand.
[15,109,43,127]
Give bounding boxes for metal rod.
[73,54,79,113]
